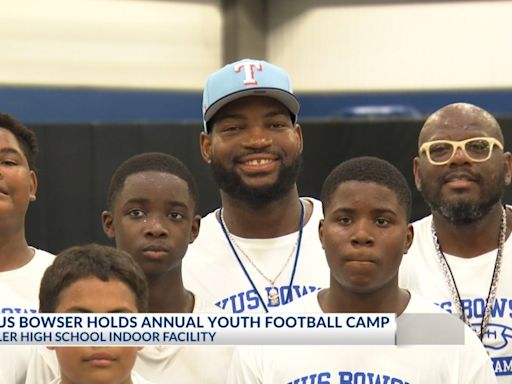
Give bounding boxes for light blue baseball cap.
[202,58,300,132]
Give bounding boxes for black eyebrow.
[0,147,22,156]
[263,110,290,119]
[330,207,398,216]
[215,109,289,123]
[62,307,136,313]
[122,198,190,210]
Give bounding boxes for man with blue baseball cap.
[183,58,329,313]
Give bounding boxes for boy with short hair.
[27,152,233,383]
[0,112,54,383]
[228,156,496,383]
[0,112,54,312]
[39,243,154,384]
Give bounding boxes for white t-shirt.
[25,294,234,384]
[227,291,496,384]
[0,248,55,314]
[0,346,17,384]
[183,197,330,313]
[0,248,54,384]
[0,337,32,384]
[399,213,512,382]
[48,370,156,384]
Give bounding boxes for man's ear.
[412,157,422,192]
[200,132,213,164]
[101,211,115,239]
[294,124,303,154]
[503,152,512,186]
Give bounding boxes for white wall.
[0,0,221,90]
[2,0,511,92]
[268,1,512,92]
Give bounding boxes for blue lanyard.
[219,200,305,313]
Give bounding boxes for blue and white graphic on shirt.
[438,297,512,377]
[227,293,496,384]
[287,371,410,384]
[0,305,37,314]
[399,213,512,383]
[215,285,322,312]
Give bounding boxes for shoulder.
[132,371,157,384]
[189,209,223,245]
[22,248,55,272]
[32,248,56,262]
[279,290,323,313]
[300,197,323,234]
[411,214,432,231]
[403,291,448,314]
[192,292,224,313]
[185,209,226,259]
[400,215,435,270]
[301,197,322,218]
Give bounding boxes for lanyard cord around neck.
[219,200,305,313]
[431,205,507,341]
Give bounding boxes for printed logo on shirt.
[288,371,410,384]
[1,306,37,314]
[437,297,512,376]
[215,285,321,313]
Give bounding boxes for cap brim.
[204,88,300,126]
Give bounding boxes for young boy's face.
[319,180,413,294]
[0,128,37,220]
[52,276,141,384]
[102,171,200,276]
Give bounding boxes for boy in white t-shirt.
[0,112,54,383]
[0,112,55,311]
[228,156,496,383]
[27,153,232,383]
[39,243,155,384]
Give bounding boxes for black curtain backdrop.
[26,118,512,254]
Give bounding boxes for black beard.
[427,198,499,224]
[420,172,505,224]
[210,155,302,208]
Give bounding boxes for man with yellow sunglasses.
[399,103,512,383]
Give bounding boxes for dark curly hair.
[39,243,148,313]
[321,156,412,220]
[0,112,38,170]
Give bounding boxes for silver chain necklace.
[431,206,507,340]
[220,203,303,306]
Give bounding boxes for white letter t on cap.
[235,62,263,85]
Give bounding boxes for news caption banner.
[0,314,398,346]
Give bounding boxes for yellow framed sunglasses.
[419,137,503,166]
